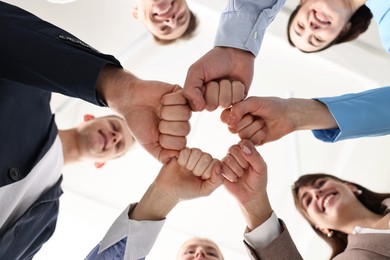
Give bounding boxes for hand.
[130,157,224,221]
[96,65,190,164]
[204,80,246,112]
[222,139,272,230]
[178,147,222,180]
[221,96,336,145]
[156,157,224,203]
[160,89,192,153]
[183,47,254,111]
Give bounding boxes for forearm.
[96,65,137,114]
[129,182,178,221]
[288,98,337,131]
[239,193,273,231]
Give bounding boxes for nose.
[111,131,122,144]
[314,188,322,199]
[309,21,320,30]
[194,248,206,258]
[163,15,177,27]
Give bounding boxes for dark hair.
[287,5,373,53]
[153,10,198,45]
[292,173,389,258]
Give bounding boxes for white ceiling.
[5,0,390,259]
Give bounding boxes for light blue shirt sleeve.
[366,0,390,53]
[214,0,286,57]
[85,203,166,260]
[312,87,390,142]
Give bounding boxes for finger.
[186,148,203,172]
[193,152,213,178]
[227,144,249,172]
[201,159,221,180]
[178,147,191,167]
[220,108,231,124]
[202,163,224,195]
[227,97,259,126]
[161,88,187,105]
[231,81,246,104]
[222,153,245,179]
[159,135,186,150]
[218,79,232,108]
[239,128,266,146]
[220,158,238,183]
[235,118,264,139]
[227,114,254,134]
[159,121,190,136]
[161,105,191,121]
[238,139,267,174]
[204,81,219,111]
[158,149,180,164]
[183,66,206,111]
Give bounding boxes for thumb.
[202,165,224,196]
[227,97,259,127]
[183,69,206,112]
[238,139,266,174]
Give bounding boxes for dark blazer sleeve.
[244,219,303,260]
[0,0,121,106]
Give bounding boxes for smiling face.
[132,0,191,41]
[177,237,224,260]
[77,116,135,162]
[296,177,360,232]
[288,0,352,52]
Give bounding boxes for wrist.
[96,65,137,115]
[289,98,337,130]
[129,182,178,221]
[239,193,273,231]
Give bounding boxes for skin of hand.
[203,80,246,112]
[96,65,191,164]
[222,139,273,231]
[178,147,222,180]
[129,157,224,221]
[221,96,338,146]
[183,47,255,112]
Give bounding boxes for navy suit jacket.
[0,1,121,258]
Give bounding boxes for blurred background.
[4,0,390,259]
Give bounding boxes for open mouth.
[313,10,331,25]
[99,130,108,151]
[153,0,174,18]
[322,193,336,212]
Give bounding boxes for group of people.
[1,0,389,259]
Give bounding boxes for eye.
[314,179,326,189]
[185,250,195,255]
[177,14,185,22]
[306,197,312,207]
[314,36,323,42]
[298,22,304,29]
[207,252,217,257]
[160,25,168,32]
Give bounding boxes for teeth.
[323,194,334,209]
[158,4,172,15]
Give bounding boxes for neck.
[58,129,81,165]
[340,206,384,234]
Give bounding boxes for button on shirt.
[0,136,63,236]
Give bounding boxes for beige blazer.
[245,219,390,260]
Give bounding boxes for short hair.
[287,5,373,53]
[292,173,390,258]
[153,10,198,45]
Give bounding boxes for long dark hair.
[292,173,389,258]
[287,5,373,53]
